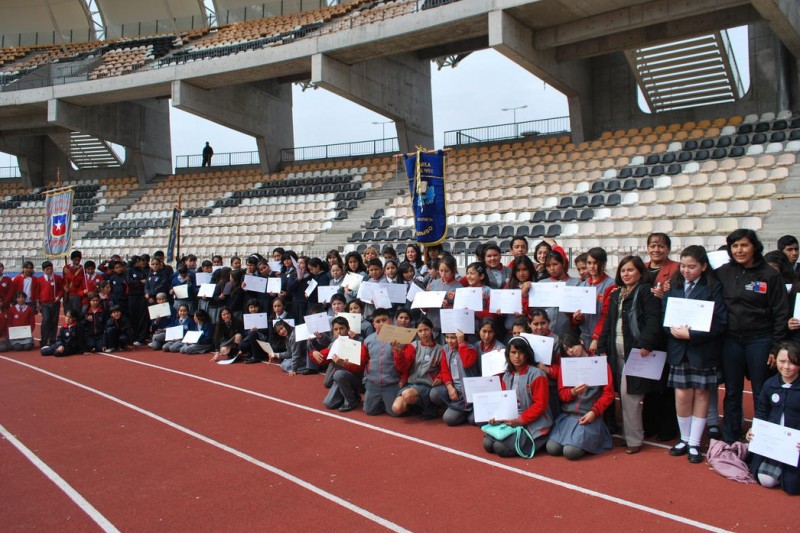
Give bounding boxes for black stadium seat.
[500,225,515,238]
[467,241,480,255]
[649,165,664,177]
[716,136,732,148]
[773,119,788,130]
[645,155,660,165]
[455,226,469,239]
[633,166,647,178]
[606,193,621,206]
[559,197,573,209]
[485,225,500,238]
[531,211,547,223]
[562,209,578,221]
[470,226,484,238]
[590,181,605,193]
[605,179,621,192]
[617,168,632,179]
[622,179,637,191]
[711,148,728,159]
[579,208,594,221]
[729,146,745,157]
[666,164,681,175]
[751,133,767,144]
[699,139,715,150]
[683,140,698,151]
[677,151,692,163]
[589,194,605,207]
[547,211,561,222]
[530,224,545,238]
[638,177,654,190]
[738,123,753,134]
[770,131,786,143]
[790,129,800,141]
[661,152,676,164]
[545,224,562,238]
[694,150,709,161]
[453,241,466,254]
[574,195,588,208]
[754,121,770,133]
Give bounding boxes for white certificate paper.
[8,325,32,340]
[663,297,715,332]
[318,286,339,304]
[182,330,202,344]
[256,340,275,356]
[463,376,502,403]
[406,282,423,303]
[304,279,318,298]
[197,283,216,298]
[273,318,295,327]
[343,272,363,292]
[529,282,564,308]
[453,287,484,312]
[749,418,800,466]
[195,272,212,285]
[372,287,393,310]
[473,390,518,424]
[266,277,282,294]
[560,286,597,314]
[336,312,362,334]
[173,284,189,299]
[411,290,446,309]
[481,349,507,377]
[489,289,522,314]
[268,260,282,273]
[148,302,172,320]
[243,312,269,330]
[243,274,267,293]
[793,296,800,320]
[561,356,609,387]
[304,312,331,335]
[440,309,475,334]
[330,337,362,365]
[294,323,313,340]
[165,325,184,341]
[380,283,408,304]
[519,333,554,365]
[376,324,417,344]
[622,349,667,380]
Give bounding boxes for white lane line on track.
[0,423,120,533]
[89,352,732,533]
[0,357,408,533]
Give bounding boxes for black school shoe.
[243,357,263,364]
[687,446,703,463]
[669,440,689,456]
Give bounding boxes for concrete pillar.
[172,80,292,174]
[488,10,592,143]
[311,52,433,153]
[0,134,71,188]
[47,97,172,183]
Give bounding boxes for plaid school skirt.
[668,361,722,390]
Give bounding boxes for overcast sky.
[0,27,749,171]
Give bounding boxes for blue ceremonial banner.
[43,188,73,257]
[166,206,181,263]
[404,149,447,246]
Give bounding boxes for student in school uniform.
[342,251,368,304]
[108,260,128,311]
[8,292,35,350]
[746,341,800,495]
[62,250,85,316]
[360,259,387,320]
[538,250,580,338]
[425,254,462,336]
[171,263,196,314]
[126,256,149,346]
[503,255,535,336]
[147,293,177,350]
[363,308,413,416]
[82,261,102,310]
[83,293,107,353]
[175,309,214,355]
[239,299,272,364]
[41,310,85,357]
[429,330,479,425]
[305,258,331,308]
[546,332,615,460]
[483,244,511,290]
[12,261,36,309]
[482,336,552,458]
[0,307,10,352]
[210,307,244,363]
[532,241,553,281]
[104,305,133,352]
[393,318,444,418]
[662,245,728,463]
[404,244,428,284]
[35,260,63,347]
[311,316,368,412]
[572,247,616,351]
[161,304,195,352]
[0,262,14,310]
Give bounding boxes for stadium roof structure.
[0,0,96,45]
[0,0,797,188]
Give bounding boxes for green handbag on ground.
[480,423,535,458]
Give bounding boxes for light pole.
[501,105,527,137]
[372,120,393,153]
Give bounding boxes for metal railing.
[281,137,400,162]
[175,151,260,168]
[444,116,571,146]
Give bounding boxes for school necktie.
[684,281,695,298]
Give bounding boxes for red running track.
[0,348,790,532]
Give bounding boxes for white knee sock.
[688,416,706,446]
[758,473,780,488]
[677,415,691,442]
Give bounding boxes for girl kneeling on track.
[546,333,614,460]
[482,336,552,458]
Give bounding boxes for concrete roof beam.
[751,0,800,59]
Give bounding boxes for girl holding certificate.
[547,333,614,460]
[393,318,443,418]
[425,255,462,336]
[747,342,800,494]
[662,245,728,463]
[572,247,616,351]
[430,330,479,426]
[597,256,665,454]
[504,256,536,334]
[483,337,552,457]
[539,250,580,338]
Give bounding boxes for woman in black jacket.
[598,255,665,454]
[662,245,727,463]
[716,229,789,444]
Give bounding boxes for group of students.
[2,230,798,495]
